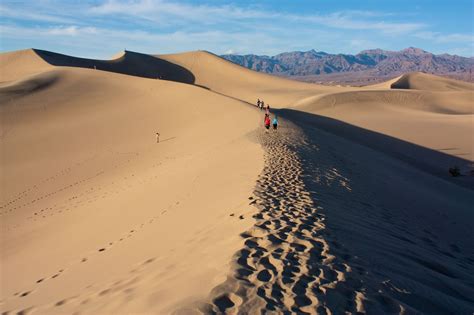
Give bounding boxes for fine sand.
[1,49,473,314]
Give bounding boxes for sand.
[1,48,473,314]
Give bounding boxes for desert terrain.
[1,49,473,314]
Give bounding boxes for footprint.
[213,294,235,312]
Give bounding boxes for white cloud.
[0,4,74,23]
[89,0,269,24]
[0,23,278,55]
[46,26,98,36]
[88,1,423,34]
[291,12,424,34]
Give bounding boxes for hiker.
[261,101,265,111]
[266,104,270,115]
[257,99,261,107]
[156,132,160,143]
[264,115,271,130]
[272,115,278,130]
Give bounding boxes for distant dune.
[1,48,473,314]
[391,72,474,91]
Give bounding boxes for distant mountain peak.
[358,48,391,55]
[401,47,429,55]
[220,47,474,84]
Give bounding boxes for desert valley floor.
[1,49,473,314]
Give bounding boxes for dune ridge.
[157,51,345,108]
[178,118,474,314]
[391,72,474,91]
[0,49,53,82]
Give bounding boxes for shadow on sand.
[33,49,195,84]
[277,108,473,191]
[173,107,474,314]
[276,108,474,314]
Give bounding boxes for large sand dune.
[0,49,53,81]
[1,51,263,314]
[1,48,473,314]
[158,51,345,108]
[291,88,474,178]
[391,72,474,91]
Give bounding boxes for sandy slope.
[180,119,474,314]
[158,51,346,108]
[0,49,53,81]
[391,72,474,91]
[364,75,403,89]
[291,77,474,176]
[1,48,473,314]
[1,52,263,314]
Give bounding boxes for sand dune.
[1,52,263,314]
[391,72,474,91]
[1,48,473,314]
[0,49,53,82]
[158,51,343,108]
[0,70,61,101]
[180,119,474,314]
[31,49,196,83]
[6,48,343,108]
[364,75,403,89]
[291,81,474,177]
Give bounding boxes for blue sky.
[1,0,473,58]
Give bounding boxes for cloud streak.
[0,4,75,24]
[88,0,424,34]
[0,0,472,57]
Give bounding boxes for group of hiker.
[257,99,278,131]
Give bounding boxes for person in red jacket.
[264,114,271,130]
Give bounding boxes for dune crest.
[0,49,53,82]
[391,71,474,91]
[158,50,341,107]
[31,49,196,83]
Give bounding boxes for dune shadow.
[276,108,473,190]
[274,108,474,314]
[33,49,195,84]
[0,71,60,97]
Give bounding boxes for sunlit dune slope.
[158,51,346,108]
[0,52,263,314]
[391,71,474,91]
[291,78,473,177]
[0,49,53,81]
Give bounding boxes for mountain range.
[221,47,474,85]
